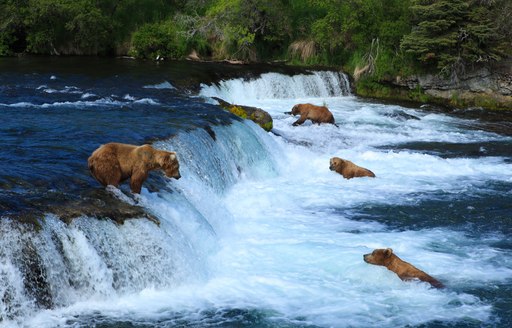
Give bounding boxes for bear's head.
[158,151,181,180]
[290,104,302,115]
[329,157,346,171]
[363,248,393,266]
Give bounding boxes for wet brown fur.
[287,103,336,126]
[329,157,375,179]
[364,248,444,288]
[88,142,181,194]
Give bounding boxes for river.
[0,57,511,327]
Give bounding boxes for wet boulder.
[212,97,273,132]
[5,188,159,228]
[48,189,159,225]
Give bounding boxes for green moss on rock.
[213,97,273,131]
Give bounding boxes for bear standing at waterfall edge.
[364,248,444,289]
[285,103,337,126]
[88,143,181,194]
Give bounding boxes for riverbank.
[352,60,512,111]
[180,54,512,111]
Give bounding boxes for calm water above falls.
[0,58,511,328]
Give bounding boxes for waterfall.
[0,120,279,326]
[2,64,509,327]
[199,71,351,104]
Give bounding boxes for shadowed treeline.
[1,1,510,77]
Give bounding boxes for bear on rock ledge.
[88,142,181,194]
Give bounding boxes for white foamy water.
[3,72,512,328]
[200,71,351,102]
[36,85,83,94]
[0,96,160,109]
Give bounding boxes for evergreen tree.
[401,0,503,75]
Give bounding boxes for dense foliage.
[401,0,509,77]
[0,0,510,77]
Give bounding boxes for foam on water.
[0,97,160,109]
[36,85,82,94]
[199,71,351,103]
[2,71,512,327]
[0,83,161,110]
[195,72,511,326]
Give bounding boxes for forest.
[1,0,511,82]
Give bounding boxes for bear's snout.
[164,170,181,180]
[363,253,371,263]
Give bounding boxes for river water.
[0,58,511,327]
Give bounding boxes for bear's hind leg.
[89,153,122,188]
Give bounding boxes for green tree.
[401,0,504,75]
[493,0,512,55]
[286,0,411,67]
[0,0,29,55]
[130,18,199,59]
[199,0,291,61]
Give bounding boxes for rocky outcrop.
[5,188,159,229]
[49,189,159,225]
[212,97,273,131]
[393,61,512,110]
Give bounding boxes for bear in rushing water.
[329,157,375,179]
[363,248,444,289]
[285,103,336,126]
[88,142,181,194]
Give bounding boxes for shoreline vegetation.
[1,0,511,110]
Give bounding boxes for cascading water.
[1,61,511,328]
[199,71,351,103]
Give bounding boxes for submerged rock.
[212,97,273,131]
[19,241,53,309]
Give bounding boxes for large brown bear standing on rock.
[329,157,375,179]
[364,248,444,289]
[88,143,181,194]
[285,103,337,126]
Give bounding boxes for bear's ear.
[168,152,176,161]
[384,248,393,258]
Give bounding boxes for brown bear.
[88,142,181,194]
[364,248,444,289]
[285,103,336,126]
[329,157,375,179]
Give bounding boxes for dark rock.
[203,125,217,141]
[3,188,159,228]
[19,242,53,309]
[383,110,420,121]
[48,189,160,226]
[392,60,512,110]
